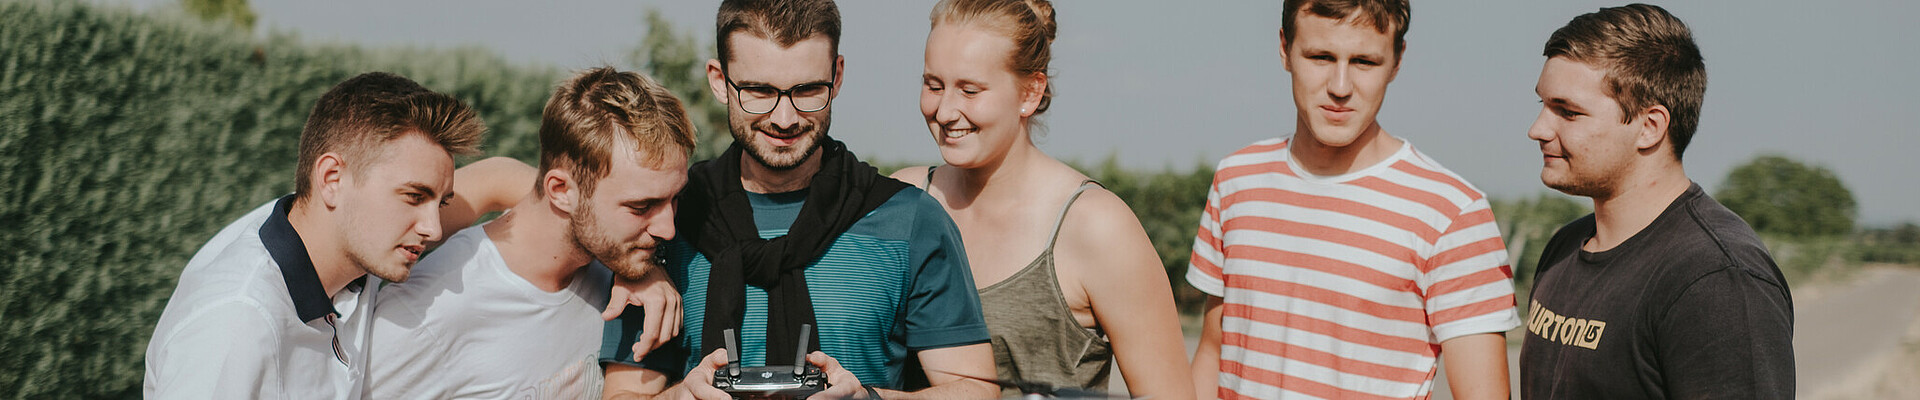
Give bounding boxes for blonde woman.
[890,1,1194,398]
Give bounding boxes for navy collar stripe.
[259,194,338,323]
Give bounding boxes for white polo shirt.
[144,195,380,399]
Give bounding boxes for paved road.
[1787,267,1920,398]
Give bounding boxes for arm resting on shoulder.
[437,156,537,245]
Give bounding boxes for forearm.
[602,363,675,400]
[1439,333,1509,400]
[890,343,996,399]
[1190,296,1225,400]
[1100,279,1196,399]
[875,379,996,400]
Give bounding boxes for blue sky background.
[109,0,1920,225]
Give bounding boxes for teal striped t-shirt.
[602,187,988,389]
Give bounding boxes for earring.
[1020,108,1027,113]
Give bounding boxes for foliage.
[629,10,731,162]
[1763,234,1851,283]
[1081,157,1215,313]
[178,0,255,31]
[1852,223,1920,265]
[0,1,574,396]
[1489,192,1591,290]
[1716,154,1857,237]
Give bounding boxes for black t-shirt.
[1520,183,1794,399]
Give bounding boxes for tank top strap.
[1045,180,1104,248]
[924,165,939,187]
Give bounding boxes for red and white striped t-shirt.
[1188,138,1520,400]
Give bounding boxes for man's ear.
[1388,40,1406,83]
[314,152,347,209]
[707,58,730,107]
[1635,104,1672,152]
[544,168,579,215]
[830,54,846,100]
[1278,28,1293,72]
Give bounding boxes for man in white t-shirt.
[144,72,486,399]
[364,67,696,398]
[1186,1,1521,399]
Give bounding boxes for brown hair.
[929,0,1058,116]
[294,72,485,203]
[715,0,841,66]
[1281,0,1411,56]
[1545,3,1706,160]
[536,67,697,197]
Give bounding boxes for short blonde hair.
[536,67,696,196]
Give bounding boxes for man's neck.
[741,150,823,194]
[1586,161,1692,252]
[485,192,594,292]
[286,201,363,298]
[1288,123,1402,177]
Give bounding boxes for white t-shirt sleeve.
[1420,198,1523,343]
[146,300,280,399]
[1186,175,1229,297]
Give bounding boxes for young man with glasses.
[600,0,996,398]
[1186,1,1520,399]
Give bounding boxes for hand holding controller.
[711,325,828,398]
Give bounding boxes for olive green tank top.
[928,167,1112,396]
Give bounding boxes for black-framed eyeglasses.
[723,69,834,115]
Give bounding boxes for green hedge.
[0,2,562,397]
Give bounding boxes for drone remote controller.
[712,325,827,398]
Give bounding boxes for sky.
[110,0,1920,225]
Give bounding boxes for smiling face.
[1529,56,1643,198]
[1282,12,1400,149]
[712,33,840,171]
[920,23,1041,169]
[568,142,687,281]
[336,132,455,283]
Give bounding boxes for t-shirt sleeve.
[899,198,990,350]
[1655,267,1795,399]
[1185,172,1228,297]
[146,300,278,399]
[1421,198,1522,342]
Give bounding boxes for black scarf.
[679,138,909,366]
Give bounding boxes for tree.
[1716,155,1857,237]
[1491,193,1591,288]
[629,10,730,161]
[179,0,255,31]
